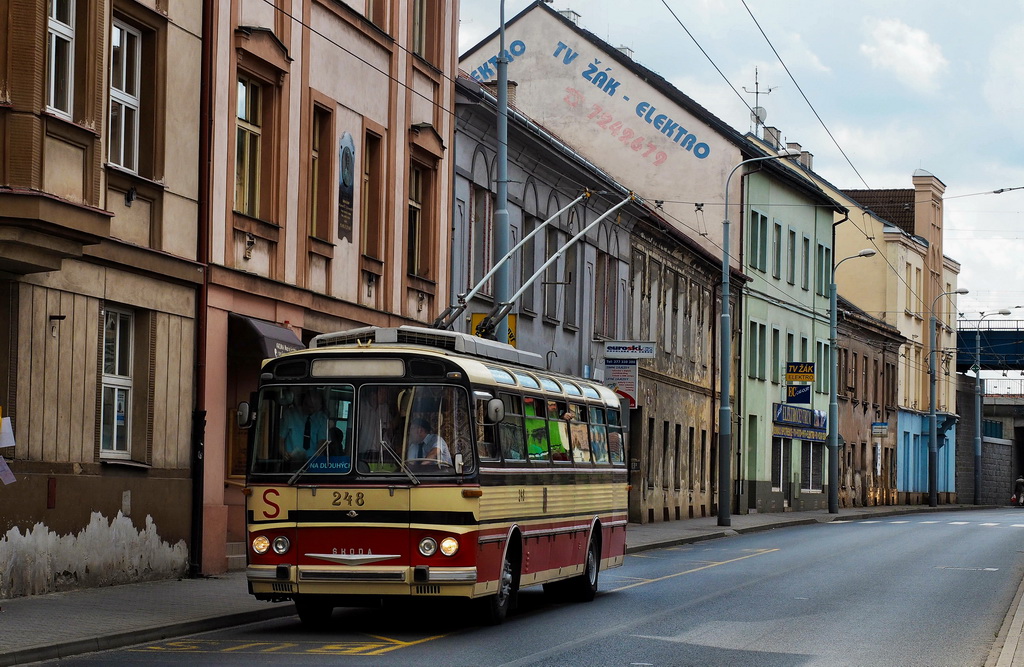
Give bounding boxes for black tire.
[294,596,334,629]
[566,537,600,602]
[481,550,517,624]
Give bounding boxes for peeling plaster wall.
[0,512,187,599]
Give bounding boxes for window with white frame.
[801,236,810,290]
[101,308,133,458]
[109,19,141,171]
[47,0,76,118]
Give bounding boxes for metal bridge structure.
[956,319,1024,392]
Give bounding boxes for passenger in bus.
[407,417,452,465]
[279,390,328,462]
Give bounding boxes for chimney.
[482,80,518,107]
[616,45,634,60]
[764,126,781,149]
[559,9,581,25]
[800,151,813,170]
[786,141,802,155]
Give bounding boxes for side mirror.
[237,401,252,428]
[486,398,505,424]
[454,452,464,475]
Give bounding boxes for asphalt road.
[50,508,1024,666]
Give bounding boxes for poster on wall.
[603,357,638,408]
[337,131,355,243]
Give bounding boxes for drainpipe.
[190,0,214,577]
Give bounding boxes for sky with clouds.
[458,0,1024,316]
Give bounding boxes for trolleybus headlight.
[252,535,270,555]
[439,537,459,557]
[418,537,438,557]
[272,536,291,555]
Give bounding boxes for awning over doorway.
[229,314,305,359]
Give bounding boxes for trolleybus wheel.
[566,536,600,602]
[482,550,517,624]
[294,596,334,629]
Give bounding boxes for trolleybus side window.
[547,399,571,461]
[498,392,526,461]
[607,407,625,464]
[523,395,549,461]
[589,406,610,464]
[514,371,540,390]
[475,396,500,461]
[568,404,591,463]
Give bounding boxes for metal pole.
[974,324,982,505]
[928,311,938,507]
[494,1,510,344]
[828,280,839,513]
[717,150,799,527]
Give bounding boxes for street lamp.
[828,248,876,513]
[718,147,801,527]
[929,287,969,507]
[974,308,1012,505]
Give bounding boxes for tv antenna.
[743,67,776,136]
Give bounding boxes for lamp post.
[974,308,1012,504]
[828,248,876,514]
[929,287,969,507]
[718,147,801,527]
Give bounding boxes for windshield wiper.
[287,438,332,486]
[379,439,419,485]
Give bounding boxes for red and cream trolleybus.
[240,325,628,626]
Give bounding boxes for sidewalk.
[0,504,1018,666]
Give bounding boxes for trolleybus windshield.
[249,382,475,478]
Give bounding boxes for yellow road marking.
[132,633,447,656]
[611,548,779,592]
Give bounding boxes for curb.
[0,605,296,667]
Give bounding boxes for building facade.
[198,0,459,573]
[451,73,728,524]
[737,161,843,513]
[757,129,966,505]
[835,296,904,507]
[460,2,853,521]
[0,0,203,596]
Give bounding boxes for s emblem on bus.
[347,510,358,518]
[262,488,281,519]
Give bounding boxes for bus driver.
[406,417,452,465]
